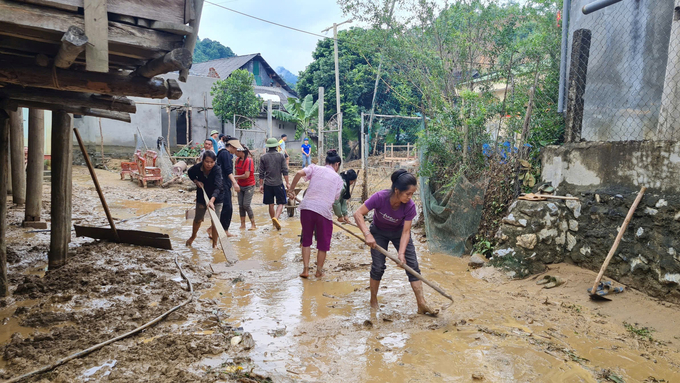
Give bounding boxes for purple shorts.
[300,209,333,252]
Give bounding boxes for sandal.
[544,276,564,289]
[536,275,552,285]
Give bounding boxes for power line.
[204,1,335,40]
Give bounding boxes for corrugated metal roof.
[189,53,298,97]
[189,54,259,78]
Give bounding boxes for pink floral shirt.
[299,164,343,221]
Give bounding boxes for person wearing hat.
[209,130,224,153]
[216,135,242,237]
[260,137,289,229]
[300,137,312,168]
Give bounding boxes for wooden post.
[565,29,591,143]
[383,143,386,160]
[50,110,72,270]
[54,26,88,69]
[361,112,368,202]
[179,0,204,82]
[185,104,190,145]
[24,109,45,224]
[267,99,273,137]
[391,144,394,160]
[407,142,410,159]
[9,109,25,205]
[98,117,105,169]
[166,104,171,146]
[0,110,9,296]
[203,93,209,139]
[84,0,109,72]
[318,87,324,165]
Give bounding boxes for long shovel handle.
[332,220,454,302]
[590,186,646,295]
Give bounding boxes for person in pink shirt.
[287,150,343,278]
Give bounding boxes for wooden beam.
[0,58,182,99]
[55,26,88,69]
[185,0,196,24]
[84,0,109,72]
[14,0,78,12]
[0,85,137,113]
[50,109,72,270]
[0,0,182,54]
[167,79,182,100]
[135,48,191,78]
[149,21,193,36]
[36,53,50,67]
[0,109,9,297]
[1,99,131,122]
[179,0,203,82]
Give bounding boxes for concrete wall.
[542,141,680,194]
[75,73,301,158]
[568,0,674,141]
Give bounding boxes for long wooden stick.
[332,220,453,302]
[590,186,646,295]
[73,127,120,242]
[201,187,237,264]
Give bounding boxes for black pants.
[220,188,233,231]
[370,224,420,282]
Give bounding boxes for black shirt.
[216,148,233,189]
[187,162,224,205]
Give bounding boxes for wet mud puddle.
[103,196,680,383]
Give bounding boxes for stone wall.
[494,192,680,303]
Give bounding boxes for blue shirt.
[301,144,311,156]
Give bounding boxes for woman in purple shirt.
[354,169,436,316]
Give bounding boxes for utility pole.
[322,19,352,161]
[318,87,324,164]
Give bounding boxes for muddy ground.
[0,165,679,382]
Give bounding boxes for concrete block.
[22,220,48,229]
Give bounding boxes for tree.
[272,94,319,139]
[211,69,261,125]
[194,37,236,63]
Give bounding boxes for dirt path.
[1,166,679,382]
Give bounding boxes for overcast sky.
[198,0,352,75]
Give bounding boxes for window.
[279,124,283,130]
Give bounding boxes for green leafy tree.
[194,37,236,63]
[211,69,261,125]
[272,94,319,139]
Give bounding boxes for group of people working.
[186,132,435,315]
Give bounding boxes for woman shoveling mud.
[287,150,344,278]
[354,169,438,316]
[186,151,224,247]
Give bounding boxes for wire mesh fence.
[567,0,679,142]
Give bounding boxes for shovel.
[200,187,238,266]
[331,220,454,311]
[589,186,646,301]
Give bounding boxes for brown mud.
[0,166,678,382]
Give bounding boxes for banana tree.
[272,94,319,139]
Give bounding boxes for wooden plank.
[16,0,186,24]
[0,57,181,99]
[0,1,182,54]
[50,110,72,270]
[84,0,109,72]
[1,99,131,122]
[201,187,238,264]
[74,225,173,250]
[15,0,78,11]
[149,21,193,36]
[184,0,195,24]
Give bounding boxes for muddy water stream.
[99,193,679,383]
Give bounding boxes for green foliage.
[623,322,655,341]
[174,142,203,157]
[193,37,236,63]
[211,69,262,125]
[296,27,421,156]
[272,94,319,139]
[472,235,494,257]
